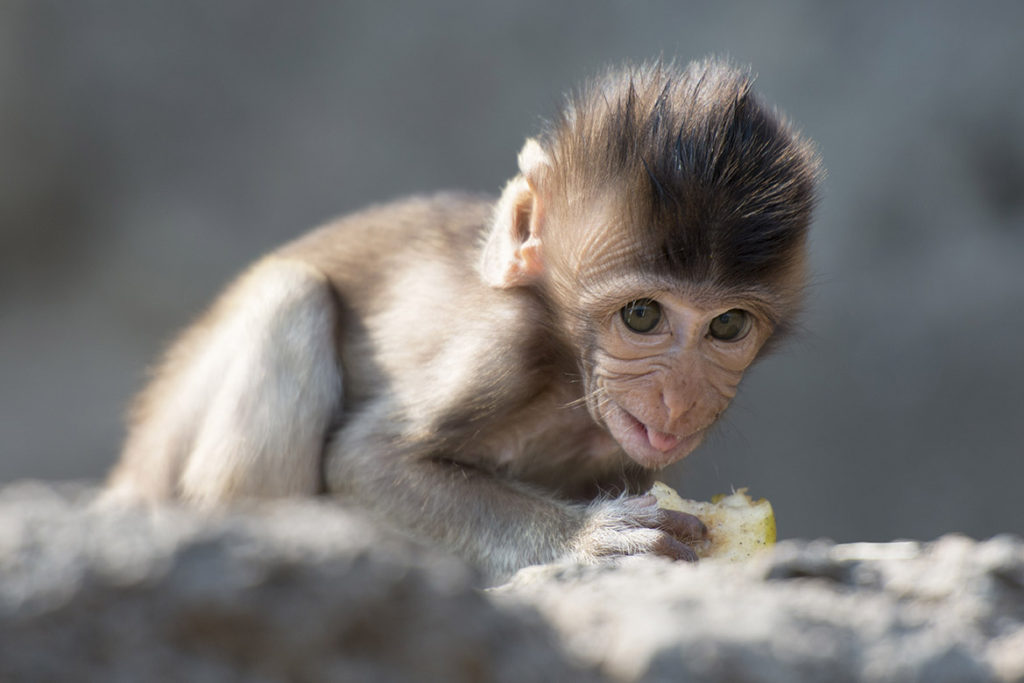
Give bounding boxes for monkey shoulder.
[268,193,624,489]
[365,270,558,427]
[275,192,566,431]
[279,192,495,273]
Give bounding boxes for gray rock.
[0,481,596,682]
[495,536,1024,682]
[2,481,1022,682]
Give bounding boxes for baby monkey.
[106,59,820,581]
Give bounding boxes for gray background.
[2,1,1021,543]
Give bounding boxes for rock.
[1,481,1022,682]
[495,537,1024,682]
[0,481,596,682]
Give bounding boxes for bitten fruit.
[650,482,776,562]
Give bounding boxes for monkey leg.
[108,257,342,505]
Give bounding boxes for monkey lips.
[600,402,706,469]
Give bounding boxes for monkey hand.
[571,494,709,563]
[649,482,776,562]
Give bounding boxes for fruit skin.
[649,482,776,562]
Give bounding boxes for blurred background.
[2,1,1022,542]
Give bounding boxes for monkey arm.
[109,58,818,581]
[323,416,705,582]
[324,432,579,579]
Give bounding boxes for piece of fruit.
[650,481,776,562]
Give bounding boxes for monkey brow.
[573,272,665,312]
[576,274,786,323]
[683,283,790,326]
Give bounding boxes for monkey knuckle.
[625,503,664,530]
[574,516,676,560]
[619,529,693,560]
[605,493,659,515]
[631,528,676,556]
[587,497,660,535]
[575,500,704,562]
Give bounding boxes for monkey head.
[481,59,820,470]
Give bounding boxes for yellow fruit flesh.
[650,482,776,562]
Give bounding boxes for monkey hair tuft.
[541,58,822,290]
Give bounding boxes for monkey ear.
[480,139,551,289]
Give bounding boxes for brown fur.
[540,59,820,337]
[105,59,820,582]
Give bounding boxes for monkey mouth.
[643,423,683,452]
[601,402,705,469]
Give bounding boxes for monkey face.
[584,288,770,469]
[479,59,817,474]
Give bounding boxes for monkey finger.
[652,533,699,563]
[656,508,708,543]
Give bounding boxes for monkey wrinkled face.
[583,285,771,469]
[483,59,818,472]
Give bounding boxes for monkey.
[104,58,820,582]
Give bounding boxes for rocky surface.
[497,540,1024,682]
[1,481,1022,682]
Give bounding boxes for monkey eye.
[620,299,663,334]
[708,309,752,341]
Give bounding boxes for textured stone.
[0,482,595,682]
[1,481,1022,682]
[495,536,1024,682]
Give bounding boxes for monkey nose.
[660,388,694,425]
